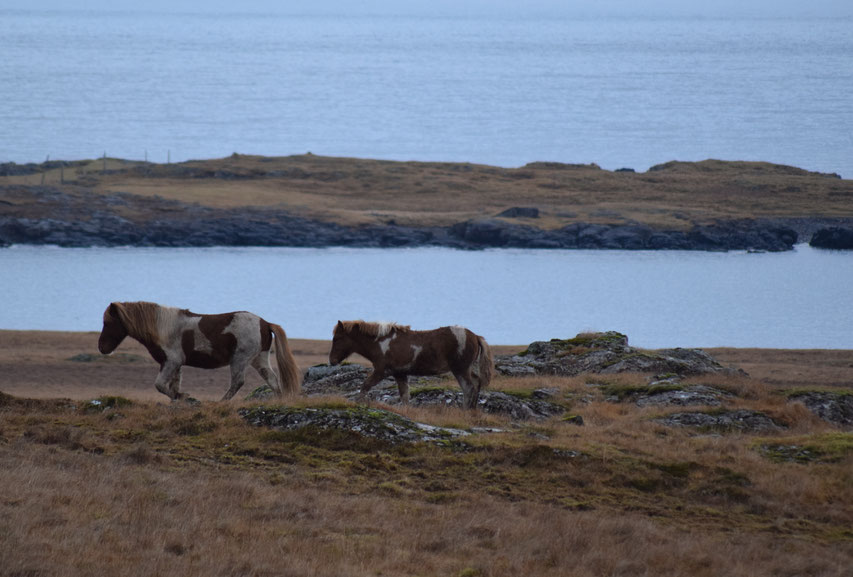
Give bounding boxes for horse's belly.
[409,357,450,376]
[185,351,229,369]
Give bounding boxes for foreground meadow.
[1,333,851,577]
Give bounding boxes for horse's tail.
[270,323,301,396]
[474,335,493,392]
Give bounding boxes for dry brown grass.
[1,369,851,577]
[4,154,852,229]
[1,332,852,575]
[3,440,849,577]
[709,348,853,389]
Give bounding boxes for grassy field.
[1,331,851,576]
[4,154,853,230]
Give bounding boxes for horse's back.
[386,325,483,375]
[180,310,269,368]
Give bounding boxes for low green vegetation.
[84,395,134,412]
[780,388,852,398]
[599,383,683,401]
[757,432,853,464]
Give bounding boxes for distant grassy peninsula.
[2,154,852,250]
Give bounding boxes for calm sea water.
[1,10,852,175]
[1,244,851,349]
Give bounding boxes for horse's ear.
[336,320,343,329]
[109,302,125,322]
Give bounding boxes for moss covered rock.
[239,405,470,446]
[787,391,853,428]
[655,410,784,433]
[496,332,739,378]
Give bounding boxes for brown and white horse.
[328,320,492,409]
[98,301,300,401]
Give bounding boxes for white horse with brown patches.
[98,301,300,401]
[328,320,492,409]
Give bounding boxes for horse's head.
[98,302,128,354]
[329,320,355,365]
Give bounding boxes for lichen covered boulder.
[301,364,444,400]
[655,410,784,433]
[410,388,566,420]
[239,405,470,445]
[787,391,853,428]
[246,364,568,421]
[633,385,731,407]
[496,331,738,378]
[594,377,733,407]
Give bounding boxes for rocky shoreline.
[3,153,852,251]
[2,185,844,251]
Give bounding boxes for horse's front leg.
[154,361,182,401]
[394,375,410,405]
[168,367,187,400]
[356,369,386,405]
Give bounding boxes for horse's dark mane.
[338,320,411,338]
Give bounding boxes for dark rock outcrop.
[247,363,567,421]
[495,332,739,378]
[0,186,799,251]
[496,207,540,219]
[632,385,731,407]
[298,364,444,401]
[788,391,853,427]
[810,227,853,250]
[409,388,566,420]
[239,405,471,446]
[655,410,784,433]
[0,211,799,252]
[596,375,733,407]
[447,217,797,252]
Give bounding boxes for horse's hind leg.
[394,375,410,404]
[221,359,251,401]
[454,369,479,410]
[252,353,282,397]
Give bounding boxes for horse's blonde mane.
[112,301,171,345]
[338,320,410,338]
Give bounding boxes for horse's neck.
[128,308,187,365]
[127,327,161,352]
[126,305,180,349]
[353,335,382,364]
